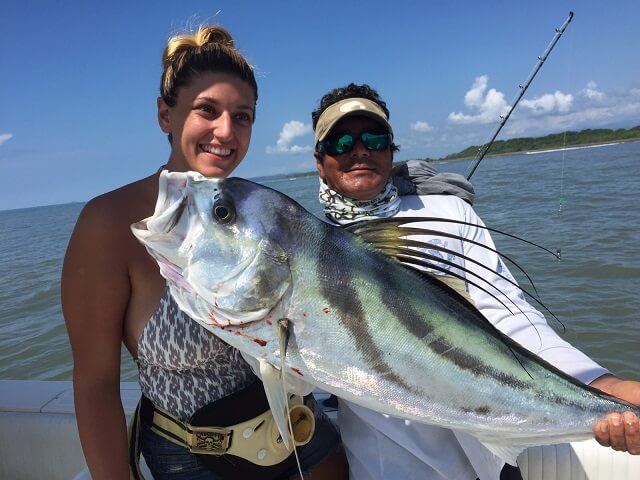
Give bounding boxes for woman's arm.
[62,197,133,479]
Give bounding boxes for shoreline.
[3,139,639,213]
[436,137,640,163]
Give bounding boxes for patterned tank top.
[136,286,257,421]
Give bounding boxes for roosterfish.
[131,170,640,470]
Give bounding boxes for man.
[311,83,640,480]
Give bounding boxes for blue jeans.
[140,395,343,479]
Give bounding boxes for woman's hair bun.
[160,25,257,109]
[194,26,234,48]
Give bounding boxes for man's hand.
[590,375,640,454]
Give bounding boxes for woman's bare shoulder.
[76,174,159,235]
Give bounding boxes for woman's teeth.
[201,145,231,156]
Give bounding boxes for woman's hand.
[590,374,640,454]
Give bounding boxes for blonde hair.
[160,25,258,109]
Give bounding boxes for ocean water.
[0,141,638,381]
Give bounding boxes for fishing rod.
[465,11,574,180]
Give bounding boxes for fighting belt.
[148,394,315,464]
[129,380,315,480]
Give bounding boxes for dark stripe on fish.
[317,229,411,391]
[462,406,492,416]
[374,262,531,390]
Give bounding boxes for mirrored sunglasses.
[317,131,391,156]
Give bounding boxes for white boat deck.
[0,380,144,479]
[1,380,638,479]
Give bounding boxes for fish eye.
[212,201,235,224]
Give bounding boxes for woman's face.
[158,72,255,177]
[316,116,393,200]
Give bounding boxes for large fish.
[131,170,640,467]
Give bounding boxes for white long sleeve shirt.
[338,194,608,480]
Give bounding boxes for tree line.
[434,125,640,161]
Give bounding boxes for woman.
[62,26,347,479]
[310,83,640,480]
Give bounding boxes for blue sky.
[2,1,639,211]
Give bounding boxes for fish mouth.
[154,252,191,291]
[153,246,279,327]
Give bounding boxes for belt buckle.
[189,426,230,455]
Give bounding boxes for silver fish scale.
[131,172,640,453]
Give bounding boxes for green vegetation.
[440,125,640,161]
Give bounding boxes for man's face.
[316,116,393,201]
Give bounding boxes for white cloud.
[463,76,488,108]
[580,81,605,101]
[432,81,640,157]
[448,75,510,125]
[266,121,313,154]
[410,121,434,133]
[0,133,13,146]
[520,91,573,115]
[501,85,640,137]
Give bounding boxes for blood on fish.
[291,368,303,376]
[322,307,330,314]
[253,339,267,347]
[208,311,224,326]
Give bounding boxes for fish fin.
[278,319,304,478]
[258,358,291,450]
[343,216,563,331]
[278,318,291,361]
[344,215,559,264]
[275,316,315,395]
[284,373,315,396]
[453,430,505,480]
[344,218,533,302]
[478,440,524,467]
[343,216,564,379]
